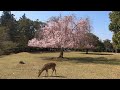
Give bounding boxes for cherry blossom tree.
[28,15,91,58]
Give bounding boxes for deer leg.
[52,67,56,76]
[51,69,54,76]
[38,73,40,77]
[46,70,48,76]
[38,70,42,77]
[38,71,40,77]
[54,68,57,75]
[45,70,47,76]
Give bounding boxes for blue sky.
[0,11,113,41]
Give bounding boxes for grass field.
[0,51,120,79]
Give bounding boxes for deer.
[38,62,56,77]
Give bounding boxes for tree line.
[0,11,46,55]
[28,14,114,57]
[0,11,115,56]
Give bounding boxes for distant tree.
[109,11,120,52]
[112,32,120,53]
[1,41,17,54]
[16,14,35,51]
[33,19,46,30]
[0,11,12,26]
[0,26,17,55]
[0,11,47,54]
[33,19,46,39]
[82,33,99,54]
[109,11,120,33]
[28,15,91,58]
[16,14,45,52]
[0,26,9,41]
[103,39,113,52]
[0,11,18,42]
[0,26,9,55]
[96,40,105,52]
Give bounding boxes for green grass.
[0,51,120,79]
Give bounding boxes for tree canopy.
[28,15,92,57]
[109,11,120,52]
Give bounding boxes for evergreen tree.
[109,11,120,52]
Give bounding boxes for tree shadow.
[0,55,5,58]
[29,51,60,54]
[64,57,120,65]
[29,52,43,54]
[40,56,120,65]
[0,56,3,58]
[80,52,113,55]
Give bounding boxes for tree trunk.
[115,48,118,53]
[86,49,89,54]
[58,48,64,58]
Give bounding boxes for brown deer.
[38,62,56,77]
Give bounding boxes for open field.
[0,52,120,79]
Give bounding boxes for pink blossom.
[28,15,92,49]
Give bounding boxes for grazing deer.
[38,62,56,77]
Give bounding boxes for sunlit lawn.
[0,51,120,79]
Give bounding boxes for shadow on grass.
[0,56,3,58]
[41,75,66,78]
[67,57,120,65]
[40,56,120,65]
[80,52,114,55]
[0,55,5,58]
[29,51,60,54]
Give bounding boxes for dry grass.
[0,51,120,79]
